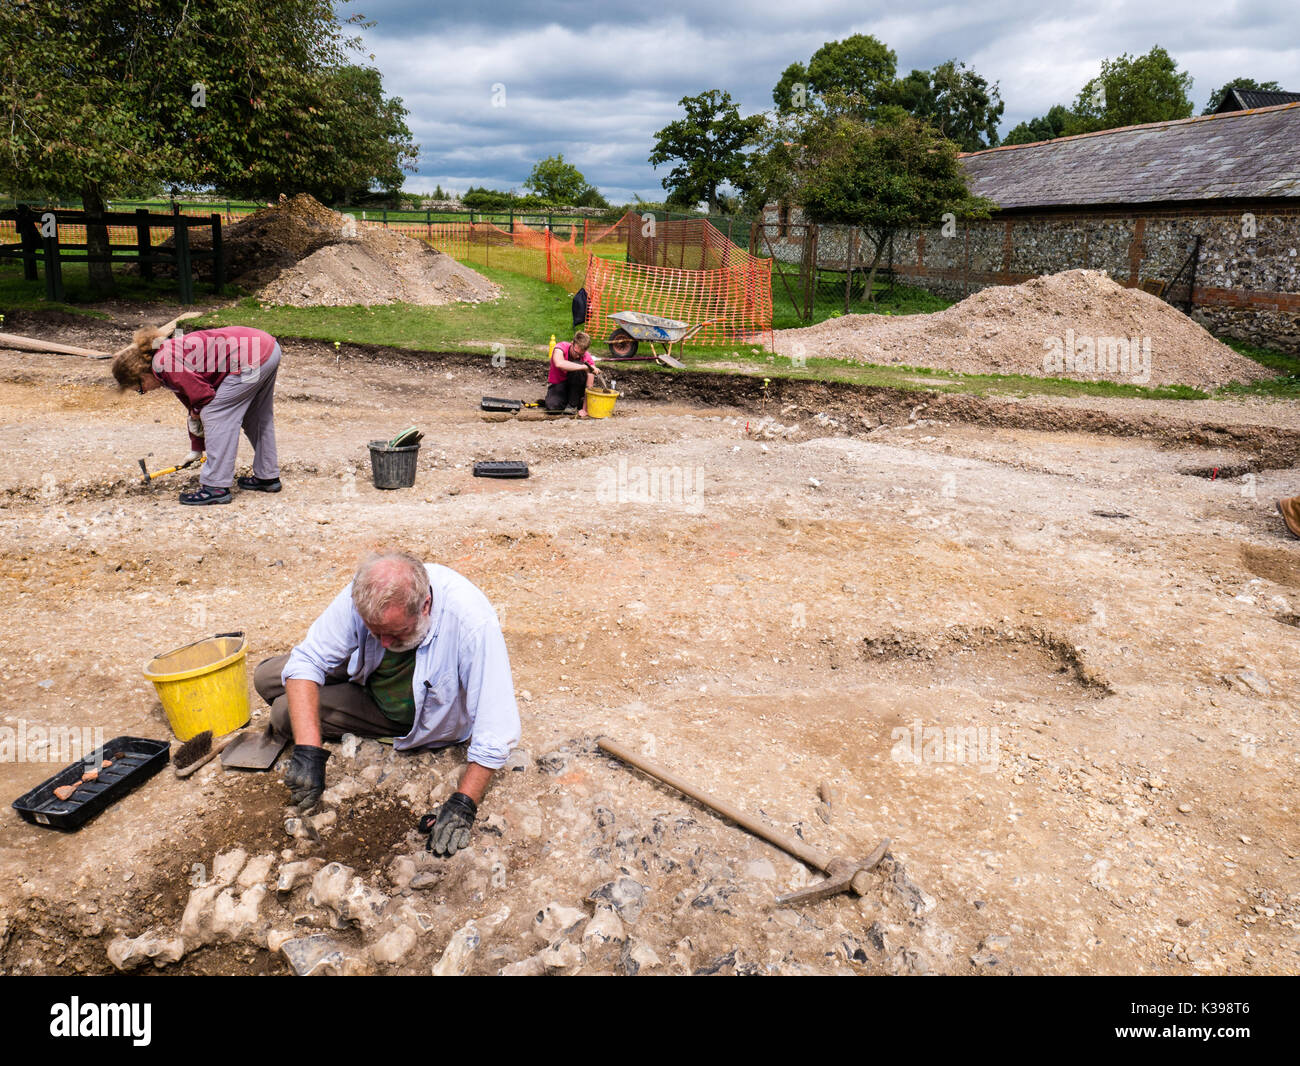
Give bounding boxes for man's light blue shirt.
[282,564,521,770]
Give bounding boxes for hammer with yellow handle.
[138,455,205,485]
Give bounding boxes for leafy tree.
[1002,103,1075,145]
[885,60,1004,150]
[1203,77,1285,114]
[1063,46,1193,134]
[524,154,588,203]
[648,90,764,213]
[219,64,416,204]
[785,96,996,299]
[574,185,610,209]
[0,0,416,293]
[773,34,898,115]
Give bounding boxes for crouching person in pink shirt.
[253,551,522,857]
[546,331,597,417]
[112,325,282,505]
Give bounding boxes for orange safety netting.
[583,251,772,349]
[377,218,582,287]
[0,219,183,246]
[628,216,754,271]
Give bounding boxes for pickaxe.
[138,455,204,485]
[597,737,891,906]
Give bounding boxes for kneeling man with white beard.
[253,550,521,855]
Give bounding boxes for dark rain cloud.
[340,1,1299,201]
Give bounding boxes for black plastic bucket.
[368,441,420,489]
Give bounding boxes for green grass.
[0,259,213,314]
[184,264,572,360]
[1219,339,1300,398]
[769,268,954,330]
[679,345,1211,400]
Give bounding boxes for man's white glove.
[187,414,205,438]
[182,450,203,468]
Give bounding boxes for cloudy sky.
[343,0,1299,203]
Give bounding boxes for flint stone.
[212,848,248,885]
[622,940,663,976]
[500,953,548,976]
[388,855,419,890]
[238,853,276,890]
[277,858,324,893]
[281,934,347,976]
[537,748,573,775]
[371,924,419,966]
[322,777,365,805]
[582,906,626,946]
[180,883,222,944]
[211,884,266,942]
[504,748,533,773]
[534,902,587,942]
[586,877,647,924]
[308,863,390,930]
[107,929,185,971]
[540,939,585,974]
[432,923,481,976]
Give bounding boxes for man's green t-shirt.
[366,648,418,728]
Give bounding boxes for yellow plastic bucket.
[585,388,619,419]
[143,632,250,741]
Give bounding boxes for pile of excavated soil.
[150,193,499,307]
[256,219,499,307]
[774,269,1272,388]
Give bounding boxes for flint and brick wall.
[762,202,1300,354]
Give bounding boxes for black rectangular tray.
[473,461,529,479]
[11,735,169,830]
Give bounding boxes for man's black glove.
[284,744,330,813]
[423,792,477,857]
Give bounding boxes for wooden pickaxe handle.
[597,737,835,873]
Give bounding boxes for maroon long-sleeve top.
[151,327,278,450]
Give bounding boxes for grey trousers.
[200,343,281,489]
[254,654,399,741]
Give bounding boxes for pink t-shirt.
[548,341,594,384]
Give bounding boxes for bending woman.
[112,325,283,505]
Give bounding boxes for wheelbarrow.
[603,311,718,369]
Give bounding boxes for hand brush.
[173,730,236,778]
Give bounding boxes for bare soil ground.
[1,307,1298,975]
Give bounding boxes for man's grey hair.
[351,551,431,622]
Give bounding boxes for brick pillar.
[1127,218,1146,285]
[1002,220,1013,279]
